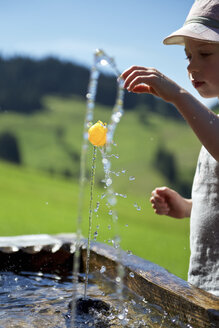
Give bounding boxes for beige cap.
[163,0,219,45]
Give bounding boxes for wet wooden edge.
[0,234,218,328]
[85,242,219,328]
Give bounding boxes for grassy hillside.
[0,95,202,280]
[0,95,201,196]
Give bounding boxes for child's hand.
[150,186,192,219]
[121,66,181,104]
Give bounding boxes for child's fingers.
[151,190,165,202]
[150,195,170,215]
[120,65,147,80]
[151,198,169,209]
[151,201,170,215]
[132,84,157,95]
[154,207,170,215]
[126,75,151,91]
[150,196,165,205]
[150,189,170,215]
[123,69,148,89]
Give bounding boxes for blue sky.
[0,0,217,107]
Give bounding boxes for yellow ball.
[88,121,107,147]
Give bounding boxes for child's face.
[184,39,219,98]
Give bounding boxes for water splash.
[73,48,126,324]
[72,49,117,308]
[84,146,97,298]
[71,51,103,325]
[100,266,106,274]
[95,51,126,311]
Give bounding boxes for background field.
[0,95,202,280]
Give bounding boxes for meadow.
[0,95,201,280]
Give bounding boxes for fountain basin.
[0,233,218,327]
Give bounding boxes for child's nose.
[187,59,199,74]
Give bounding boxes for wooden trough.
[0,233,218,327]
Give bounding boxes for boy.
[121,0,219,296]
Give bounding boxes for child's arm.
[150,187,192,219]
[121,66,219,162]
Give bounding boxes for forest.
[0,55,182,119]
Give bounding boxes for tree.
[0,132,21,164]
[154,145,177,183]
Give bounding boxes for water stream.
[71,48,127,325]
[72,49,110,325]
[84,145,97,298]
[74,49,124,292]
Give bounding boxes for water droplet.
[108,210,113,215]
[100,59,108,66]
[129,272,135,278]
[121,169,126,174]
[108,225,111,230]
[116,276,121,283]
[126,250,132,256]
[134,202,141,211]
[118,313,124,320]
[108,239,111,243]
[94,201,100,212]
[106,178,112,186]
[100,266,106,273]
[115,235,120,243]
[102,158,108,165]
[125,224,128,227]
[94,231,98,237]
[110,154,119,159]
[101,193,106,199]
[120,193,127,198]
[96,225,100,229]
[108,196,117,206]
[83,132,88,140]
[45,202,48,205]
[114,215,118,221]
[112,114,120,123]
[129,176,135,181]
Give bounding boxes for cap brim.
[163,23,219,45]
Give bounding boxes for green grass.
[0,95,201,280]
[0,95,201,195]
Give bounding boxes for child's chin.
[196,90,216,99]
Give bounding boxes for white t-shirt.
[188,146,219,296]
